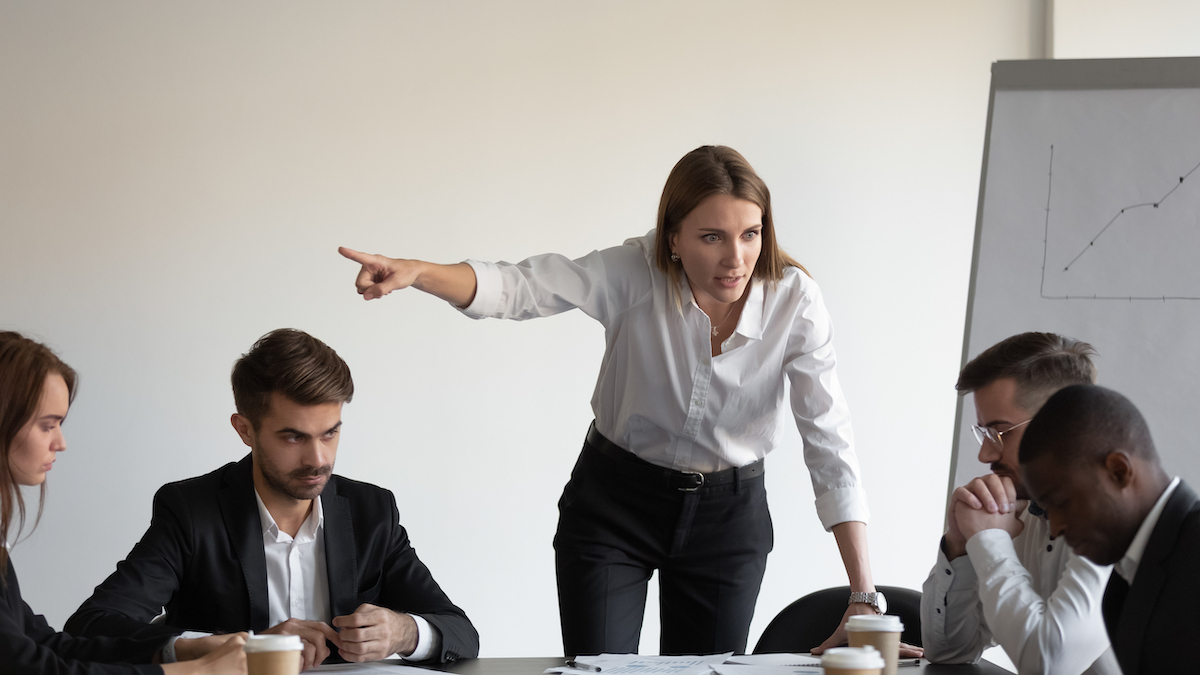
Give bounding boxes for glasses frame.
[971,419,1031,448]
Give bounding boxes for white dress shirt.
[255,490,331,626]
[922,507,1119,675]
[253,491,439,662]
[462,231,868,530]
[1114,476,1180,585]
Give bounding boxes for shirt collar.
[254,488,324,544]
[682,278,765,342]
[1115,476,1180,584]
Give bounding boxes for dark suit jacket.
[1102,479,1200,675]
[64,455,478,663]
[1,558,162,675]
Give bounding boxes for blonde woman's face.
[10,373,70,486]
[669,194,763,311]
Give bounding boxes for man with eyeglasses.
[920,332,1119,675]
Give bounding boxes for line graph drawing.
[1040,144,1200,301]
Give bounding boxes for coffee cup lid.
[243,634,304,652]
[846,614,904,632]
[821,646,886,669]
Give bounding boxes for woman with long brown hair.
[338,146,907,657]
[0,331,248,674]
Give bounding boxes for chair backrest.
[753,585,922,654]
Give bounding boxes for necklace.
[710,302,739,337]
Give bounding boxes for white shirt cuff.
[401,613,441,662]
[964,528,1020,574]
[814,485,870,531]
[459,259,501,318]
[162,631,214,663]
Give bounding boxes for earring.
[670,253,680,262]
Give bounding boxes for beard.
[991,461,1030,501]
[255,448,333,501]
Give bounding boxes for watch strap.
[848,591,880,608]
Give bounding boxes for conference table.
[423,656,1012,675]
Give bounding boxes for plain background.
[1,1,1197,669]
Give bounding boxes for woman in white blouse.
[339,146,887,657]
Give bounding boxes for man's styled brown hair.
[0,332,77,575]
[956,332,1098,412]
[231,329,354,429]
[654,145,808,298]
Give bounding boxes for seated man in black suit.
[1020,384,1200,675]
[65,328,479,669]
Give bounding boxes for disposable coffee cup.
[244,634,303,675]
[846,614,904,675]
[821,646,885,675]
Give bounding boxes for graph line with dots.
[1040,144,1200,301]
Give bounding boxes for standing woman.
[0,332,247,674]
[340,146,888,656]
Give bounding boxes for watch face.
[876,592,887,614]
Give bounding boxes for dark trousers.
[554,430,773,657]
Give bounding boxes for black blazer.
[1,558,162,674]
[1102,479,1200,675]
[64,455,479,663]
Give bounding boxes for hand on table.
[173,633,247,663]
[332,603,418,662]
[263,618,342,671]
[339,247,422,301]
[163,632,247,675]
[809,603,924,659]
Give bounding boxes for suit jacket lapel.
[321,477,359,619]
[219,454,271,631]
[1115,481,1199,675]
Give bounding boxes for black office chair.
[753,585,923,653]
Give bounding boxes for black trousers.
[554,428,773,657]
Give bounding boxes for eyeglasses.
[971,419,1031,447]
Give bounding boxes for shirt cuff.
[964,528,1020,575]
[935,539,979,590]
[459,259,501,318]
[401,614,441,662]
[814,485,870,531]
[162,631,213,663]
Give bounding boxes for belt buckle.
[679,471,704,492]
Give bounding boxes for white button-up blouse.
[462,231,868,530]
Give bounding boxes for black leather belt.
[585,422,765,492]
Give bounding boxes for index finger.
[332,603,384,628]
[338,246,377,265]
[307,620,342,645]
[952,485,983,510]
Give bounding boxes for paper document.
[711,666,821,675]
[547,652,733,675]
[722,654,821,667]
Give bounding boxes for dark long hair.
[0,332,77,574]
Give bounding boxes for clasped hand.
[262,603,418,670]
[945,473,1026,558]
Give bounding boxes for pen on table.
[897,658,921,667]
[567,660,602,672]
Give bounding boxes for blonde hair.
[654,146,806,303]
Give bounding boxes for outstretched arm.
[338,247,477,306]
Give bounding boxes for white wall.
[1053,0,1200,58]
[1,0,1042,658]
